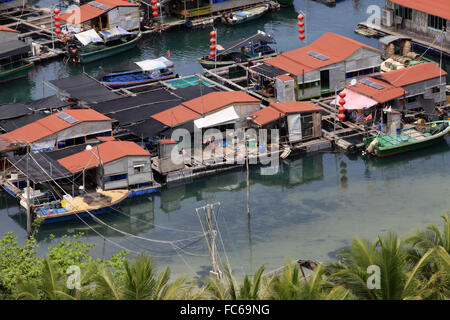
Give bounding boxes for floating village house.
[0,25,32,83]
[171,0,266,19]
[59,0,140,32]
[334,62,447,125]
[381,1,450,51]
[57,140,153,191]
[248,101,322,144]
[250,32,382,101]
[0,109,113,153]
[150,91,261,174]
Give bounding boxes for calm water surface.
[1,0,450,278]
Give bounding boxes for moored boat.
[98,57,178,88]
[364,120,450,157]
[197,31,277,69]
[34,189,129,223]
[66,27,142,64]
[0,38,33,83]
[224,4,270,25]
[0,60,33,83]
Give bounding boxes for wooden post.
[246,137,250,216]
[26,147,31,238]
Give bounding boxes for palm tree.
[267,262,351,300]
[405,213,449,270]
[94,253,189,300]
[205,263,267,300]
[15,258,94,300]
[325,232,436,300]
[404,214,450,299]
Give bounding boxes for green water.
[1,0,450,278]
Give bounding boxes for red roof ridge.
[58,140,149,173]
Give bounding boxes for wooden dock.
[311,97,378,152]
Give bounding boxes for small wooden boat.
[34,189,129,223]
[197,31,277,69]
[98,57,178,89]
[0,60,33,83]
[66,28,142,64]
[224,4,270,25]
[0,39,33,83]
[364,120,450,157]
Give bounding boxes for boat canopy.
[217,31,276,54]
[99,26,133,41]
[0,40,30,59]
[194,106,240,129]
[135,57,174,71]
[74,29,103,46]
[332,89,378,110]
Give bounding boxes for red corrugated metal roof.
[390,0,450,21]
[181,91,260,115]
[249,106,284,126]
[377,62,447,87]
[0,109,112,145]
[276,74,293,81]
[347,77,407,103]
[60,0,138,24]
[58,140,149,173]
[270,101,322,114]
[0,25,19,33]
[265,32,380,76]
[60,6,106,24]
[151,105,200,127]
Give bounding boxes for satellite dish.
[350,79,357,86]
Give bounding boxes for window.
[299,81,320,90]
[407,97,417,103]
[133,164,145,174]
[428,14,446,30]
[394,4,412,20]
[104,173,127,182]
[432,86,440,93]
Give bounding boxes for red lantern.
[210,31,216,37]
[337,113,346,121]
[339,91,346,98]
[298,21,304,27]
[298,28,305,34]
[339,99,346,106]
[152,11,159,17]
[210,38,216,44]
[53,8,60,15]
[54,22,61,28]
[151,0,157,3]
[297,14,304,21]
[54,16,60,21]
[338,106,346,113]
[365,114,372,122]
[210,45,216,51]
[299,34,305,40]
[210,51,216,58]
[55,28,61,34]
[152,5,158,11]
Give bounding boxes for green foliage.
[1,213,450,300]
[0,232,41,296]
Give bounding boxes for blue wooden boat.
[34,190,129,223]
[99,57,178,88]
